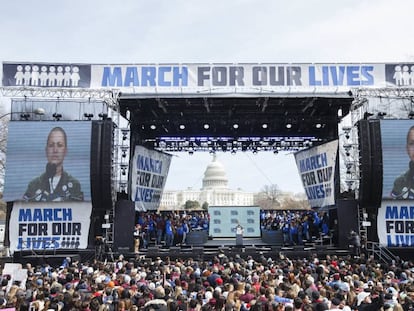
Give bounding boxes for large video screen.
[3,121,91,202]
[382,120,414,199]
[208,206,260,238]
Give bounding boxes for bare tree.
[280,196,310,210]
[255,184,282,210]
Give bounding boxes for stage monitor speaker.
[336,199,358,248]
[113,200,135,252]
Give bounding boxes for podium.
[236,234,243,246]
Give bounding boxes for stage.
[8,233,351,267]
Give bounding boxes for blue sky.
[1,0,414,193]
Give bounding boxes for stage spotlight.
[315,123,322,129]
[363,112,374,120]
[262,123,268,129]
[20,113,30,120]
[150,124,157,130]
[99,112,108,120]
[84,113,94,120]
[377,112,387,119]
[233,123,239,129]
[179,124,185,130]
[53,113,62,121]
[203,123,210,129]
[121,146,128,158]
[121,129,129,140]
[285,123,292,129]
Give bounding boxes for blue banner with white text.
[131,146,172,211]
[295,140,338,208]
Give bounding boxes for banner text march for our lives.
[9,202,92,252]
[295,140,338,208]
[131,146,172,211]
[378,202,414,247]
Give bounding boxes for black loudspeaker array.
[368,120,383,207]
[90,120,114,210]
[113,200,135,252]
[357,119,382,208]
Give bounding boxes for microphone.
[46,163,57,178]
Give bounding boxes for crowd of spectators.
[2,251,414,311]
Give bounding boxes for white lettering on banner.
[131,146,172,211]
[378,203,414,247]
[9,202,92,252]
[295,140,338,208]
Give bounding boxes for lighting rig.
[144,136,323,154]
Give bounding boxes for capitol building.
[160,155,255,210]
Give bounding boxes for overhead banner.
[9,202,92,252]
[295,140,338,208]
[131,146,172,211]
[3,62,414,94]
[378,201,414,247]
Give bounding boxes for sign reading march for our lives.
[294,140,338,208]
[131,146,172,211]
[378,201,414,247]
[9,202,92,252]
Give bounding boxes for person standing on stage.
[134,224,141,254]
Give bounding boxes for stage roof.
[119,95,353,151]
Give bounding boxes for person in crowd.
[23,126,83,202]
[348,230,361,257]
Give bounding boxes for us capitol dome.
[160,154,254,210]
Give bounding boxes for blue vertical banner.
[294,140,338,208]
[131,146,172,211]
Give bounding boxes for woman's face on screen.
[46,130,67,166]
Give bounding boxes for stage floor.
[204,237,269,247]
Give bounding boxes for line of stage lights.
[148,136,323,153]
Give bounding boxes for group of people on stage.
[133,212,209,252]
[261,210,332,247]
